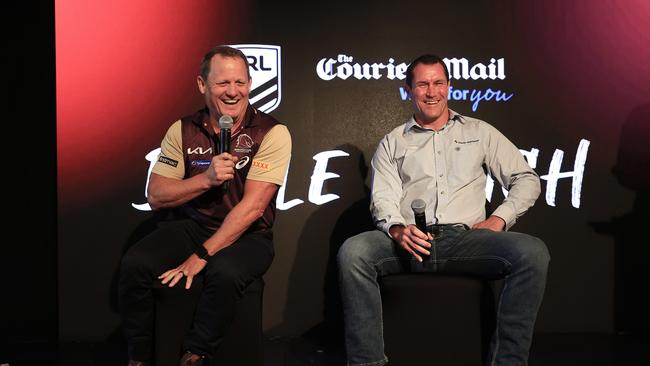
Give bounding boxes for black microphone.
[218,115,233,190]
[411,199,427,234]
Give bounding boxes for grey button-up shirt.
[370,109,540,234]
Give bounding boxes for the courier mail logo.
[232,44,282,113]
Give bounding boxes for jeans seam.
[489,277,508,366]
[374,256,404,266]
[432,239,437,263]
[443,255,512,267]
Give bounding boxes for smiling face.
[197,54,252,128]
[407,62,450,129]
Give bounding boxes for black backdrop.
[3,0,57,355]
[4,0,650,356]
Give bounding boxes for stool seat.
[380,273,495,366]
[153,277,264,366]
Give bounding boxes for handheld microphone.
[218,115,234,190]
[411,199,427,234]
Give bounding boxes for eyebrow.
[213,79,247,84]
[415,79,445,84]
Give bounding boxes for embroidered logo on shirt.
[190,160,211,167]
[236,156,251,169]
[187,147,212,155]
[252,160,271,171]
[158,156,178,167]
[454,139,479,144]
[234,134,254,153]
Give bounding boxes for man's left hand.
[159,254,207,289]
[471,215,506,232]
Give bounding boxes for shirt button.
[437,151,441,155]
[439,174,443,177]
[441,191,445,195]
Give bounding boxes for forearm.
[372,201,406,234]
[203,197,266,255]
[493,171,541,228]
[147,173,212,209]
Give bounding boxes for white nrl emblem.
[232,44,282,113]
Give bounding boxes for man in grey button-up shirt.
[371,109,540,241]
[338,54,550,366]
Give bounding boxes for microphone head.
[411,199,426,214]
[219,115,234,129]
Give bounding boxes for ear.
[405,84,413,98]
[197,75,207,94]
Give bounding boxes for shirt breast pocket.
[448,141,483,185]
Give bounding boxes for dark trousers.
[118,219,274,362]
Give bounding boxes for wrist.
[489,215,506,230]
[200,170,216,189]
[388,224,405,240]
[194,245,210,261]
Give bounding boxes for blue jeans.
[337,226,549,366]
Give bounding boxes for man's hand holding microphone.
[388,199,433,262]
[205,115,238,188]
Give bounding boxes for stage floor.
[2,332,647,365]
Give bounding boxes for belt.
[426,223,469,235]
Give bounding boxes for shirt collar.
[403,108,464,134]
[192,104,257,132]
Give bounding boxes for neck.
[211,118,243,135]
[416,109,450,131]
[209,110,246,134]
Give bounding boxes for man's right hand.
[389,224,433,262]
[205,153,239,186]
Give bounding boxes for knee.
[337,233,372,271]
[337,238,357,270]
[120,246,150,276]
[338,231,389,278]
[203,261,246,292]
[518,235,550,273]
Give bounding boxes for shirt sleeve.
[482,123,541,230]
[247,124,292,185]
[151,120,185,180]
[369,136,406,234]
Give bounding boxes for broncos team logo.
[234,134,254,153]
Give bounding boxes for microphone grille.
[411,199,426,214]
[219,115,234,129]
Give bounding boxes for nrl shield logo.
[232,44,282,113]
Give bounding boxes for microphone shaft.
[414,212,427,234]
[219,128,231,190]
[219,129,230,154]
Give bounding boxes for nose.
[225,83,237,97]
[425,84,436,97]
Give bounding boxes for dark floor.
[2,333,647,365]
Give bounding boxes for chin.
[219,108,241,118]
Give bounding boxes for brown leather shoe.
[179,351,204,366]
[128,361,148,366]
